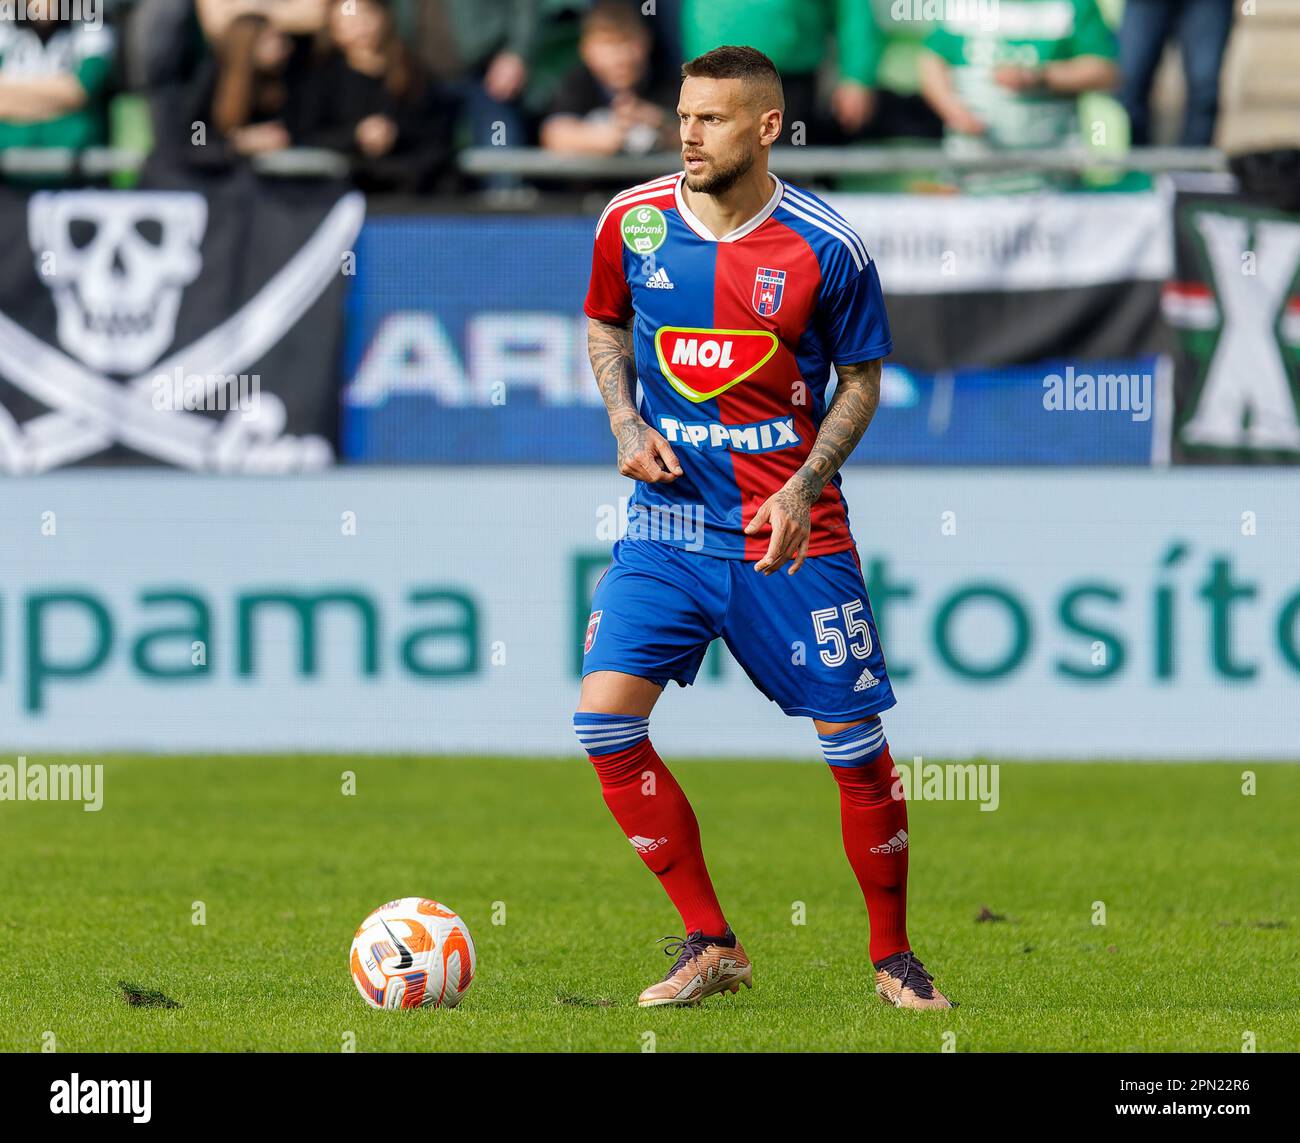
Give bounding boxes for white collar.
[674,172,784,243]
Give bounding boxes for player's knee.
[819,719,887,765]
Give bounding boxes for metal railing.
[0,146,350,180]
[0,142,1229,183]
[460,144,1229,179]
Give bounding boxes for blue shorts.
[582,538,897,721]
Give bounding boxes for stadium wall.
[3,469,1297,761]
[4,182,1296,472]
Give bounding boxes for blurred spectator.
[202,13,304,156]
[135,1,331,164]
[541,1,674,156]
[408,0,538,150]
[0,3,115,151]
[1119,0,1233,146]
[196,0,329,40]
[919,0,1118,153]
[845,1,944,142]
[680,0,884,143]
[162,10,323,169]
[132,0,328,95]
[295,0,457,191]
[129,0,204,93]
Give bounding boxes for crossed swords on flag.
[0,192,365,473]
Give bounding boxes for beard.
[683,147,755,195]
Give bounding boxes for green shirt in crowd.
[399,0,541,74]
[925,0,1116,150]
[0,19,113,150]
[682,0,885,86]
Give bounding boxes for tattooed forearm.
[791,358,882,503]
[588,315,678,479]
[588,317,639,426]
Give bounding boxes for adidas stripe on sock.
[819,720,887,767]
[573,712,649,756]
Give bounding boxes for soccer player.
[575,45,952,1010]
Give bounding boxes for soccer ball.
[348,897,476,1010]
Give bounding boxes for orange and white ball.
[349,897,476,1010]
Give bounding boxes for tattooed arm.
[745,358,882,575]
[588,316,682,484]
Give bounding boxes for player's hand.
[613,415,682,483]
[746,482,813,576]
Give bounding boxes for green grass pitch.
[1,755,1296,1052]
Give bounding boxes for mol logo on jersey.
[653,326,778,403]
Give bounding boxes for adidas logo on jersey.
[629,834,668,853]
[645,266,674,289]
[870,830,908,855]
[854,666,880,692]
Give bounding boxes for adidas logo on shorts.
[854,666,880,692]
[870,830,908,854]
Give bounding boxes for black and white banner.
[0,176,364,471]
[829,190,1171,371]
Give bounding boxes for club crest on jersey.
[653,326,779,403]
[752,267,786,317]
[584,610,602,653]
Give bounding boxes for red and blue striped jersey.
[585,172,893,559]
